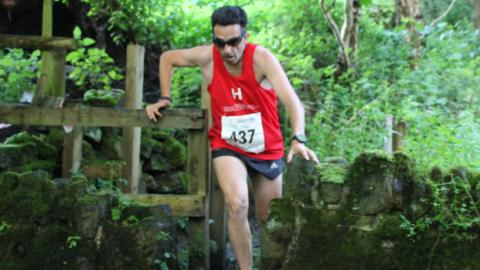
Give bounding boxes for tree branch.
[429,0,457,28]
[319,0,351,68]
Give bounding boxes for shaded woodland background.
[0,1,479,269]
[1,0,478,173]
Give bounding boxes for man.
[146,6,318,270]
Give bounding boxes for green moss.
[317,162,347,184]
[163,137,186,168]
[393,152,417,181]
[0,171,56,222]
[4,131,57,160]
[9,160,57,175]
[348,150,394,183]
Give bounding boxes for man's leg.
[213,156,252,270]
[252,173,282,223]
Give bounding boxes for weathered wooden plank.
[0,35,79,50]
[0,105,205,129]
[187,82,211,269]
[393,121,407,152]
[122,44,145,194]
[384,114,394,153]
[127,194,205,217]
[42,0,53,38]
[37,49,66,98]
[206,84,227,269]
[62,127,83,177]
[210,172,227,270]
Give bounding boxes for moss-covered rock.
[262,151,480,270]
[347,151,395,215]
[283,156,318,204]
[0,131,59,175]
[0,171,56,223]
[100,216,180,270]
[0,170,187,269]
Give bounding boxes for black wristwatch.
[292,132,307,144]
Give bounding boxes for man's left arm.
[255,47,319,164]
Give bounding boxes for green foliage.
[66,235,81,249]
[0,221,11,234]
[307,6,480,173]
[0,49,40,103]
[156,231,170,241]
[60,0,209,47]
[316,162,347,184]
[84,89,125,107]
[401,175,480,241]
[111,193,133,222]
[66,27,123,94]
[421,0,475,26]
[171,68,202,106]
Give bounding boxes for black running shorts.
[212,148,284,180]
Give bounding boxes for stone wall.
[261,151,480,270]
[0,171,189,270]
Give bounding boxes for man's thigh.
[252,173,282,221]
[213,155,249,203]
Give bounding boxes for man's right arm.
[146,46,211,122]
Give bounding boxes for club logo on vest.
[231,87,243,100]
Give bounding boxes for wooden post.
[42,0,53,37]
[393,121,407,152]
[35,0,66,102]
[209,172,227,270]
[62,127,83,177]
[384,114,393,153]
[187,83,212,269]
[475,0,480,29]
[205,85,227,270]
[122,44,145,193]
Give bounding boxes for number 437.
[230,129,255,144]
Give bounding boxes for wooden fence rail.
[0,34,79,50]
[0,105,205,129]
[0,0,218,268]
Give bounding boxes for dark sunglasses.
[212,31,246,48]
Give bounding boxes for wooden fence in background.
[0,0,227,269]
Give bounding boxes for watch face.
[294,133,307,143]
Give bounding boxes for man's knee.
[255,201,273,223]
[226,197,249,219]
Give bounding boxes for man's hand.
[145,99,171,122]
[287,140,319,164]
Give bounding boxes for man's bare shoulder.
[164,45,213,68]
[183,45,213,67]
[191,44,213,58]
[253,45,279,73]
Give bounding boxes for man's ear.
[245,32,250,40]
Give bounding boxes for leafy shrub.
[66,27,124,103]
[401,174,480,241]
[0,49,40,103]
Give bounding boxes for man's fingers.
[146,103,169,123]
[303,150,310,161]
[146,109,153,121]
[153,109,163,118]
[287,149,294,163]
[309,149,319,164]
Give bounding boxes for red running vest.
[208,43,284,160]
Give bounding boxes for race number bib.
[221,112,265,153]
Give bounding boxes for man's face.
[2,0,17,10]
[212,24,247,65]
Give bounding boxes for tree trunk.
[475,0,480,29]
[320,0,362,75]
[338,0,361,71]
[394,0,421,69]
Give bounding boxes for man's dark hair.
[211,6,247,30]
